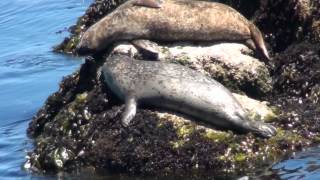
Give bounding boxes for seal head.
[76,29,99,54]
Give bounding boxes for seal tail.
[249,23,270,61]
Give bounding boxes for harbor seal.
[101,54,276,137]
[76,0,270,60]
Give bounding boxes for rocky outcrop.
[26,72,279,173]
[27,0,320,178]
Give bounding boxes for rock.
[232,93,278,123]
[311,20,320,42]
[273,41,320,99]
[26,42,320,177]
[27,0,320,177]
[113,42,273,97]
[25,50,282,175]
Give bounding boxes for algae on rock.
[26,46,282,175]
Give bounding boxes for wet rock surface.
[270,41,320,137]
[27,0,320,178]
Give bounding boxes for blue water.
[272,146,320,180]
[0,0,90,179]
[1,0,320,179]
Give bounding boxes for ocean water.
[0,0,320,179]
[0,0,89,179]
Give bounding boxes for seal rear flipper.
[121,96,137,127]
[133,0,163,8]
[249,23,270,61]
[244,39,256,52]
[131,39,160,60]
[250,121,277,138]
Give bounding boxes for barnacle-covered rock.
[26,63,280,174]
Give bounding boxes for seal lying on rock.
[101,54,276,137]
[76,0,270,60]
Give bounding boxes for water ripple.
[0,1,89,178]
[273,146,320,180]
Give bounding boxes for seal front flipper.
[244,39,256,52]
[249,23,270,61]
[133,0,163,8]
[131,39,160,60]
[121,96,137,127]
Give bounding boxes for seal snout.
[75,31,96,55]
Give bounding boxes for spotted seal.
[101,54,276,137]
[76,0,270,60]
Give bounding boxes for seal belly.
[138,0,252,41]
[114,58,248,129]
[137,70,245,128]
